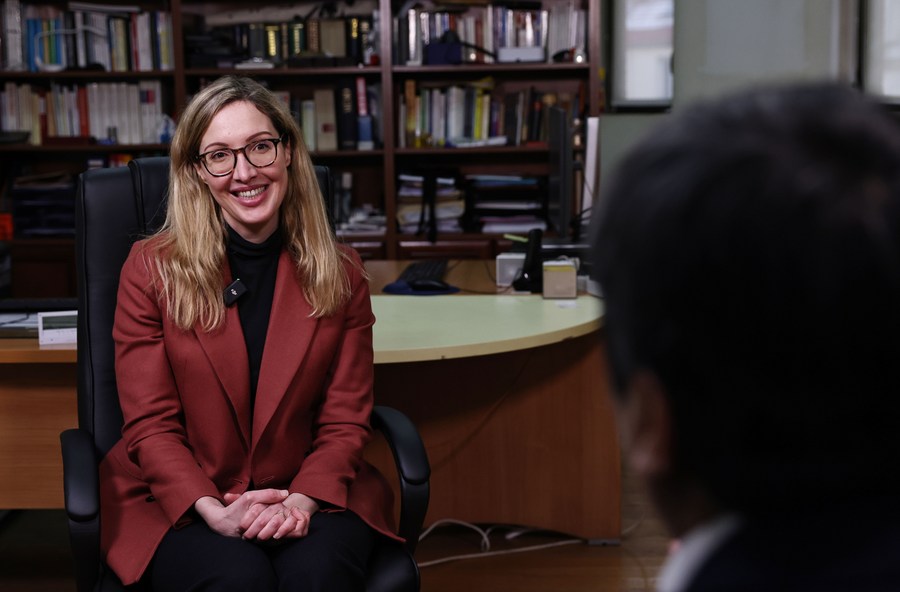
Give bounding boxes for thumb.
[223,493,240,504]
[246,489,290,504]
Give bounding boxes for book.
[286,19,306,57]
[346,16,362,64]
[300,99,316,151]
[3,0,25,70]
[335,78,357,151]
[107,15,130,72]
[264,23,281,63]
[319,18,346,57]
[355,76,374,150]
[312,88,337,151]
[306,18,320,53]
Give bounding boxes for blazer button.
[145,495,156,502]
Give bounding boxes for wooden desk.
[0,340,77,508]
[364,260,620,541]
[0,261,620,541]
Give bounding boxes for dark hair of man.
[591,82,900,516]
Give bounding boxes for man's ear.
[616,370,673,477]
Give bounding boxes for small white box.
[542,259,578,299]
[497,46,546,63]
[496,252,526,287]
[38,310,78,345]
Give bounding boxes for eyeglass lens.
[203,139,278,175]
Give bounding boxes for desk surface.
[373,294,601,363]
[0,260,603,365]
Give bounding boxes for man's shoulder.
[686,514,900,592]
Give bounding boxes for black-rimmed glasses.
[196,137,285,177]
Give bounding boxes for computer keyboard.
[397,259,448,283]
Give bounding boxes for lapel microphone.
[223,278,248,306]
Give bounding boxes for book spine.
[301,99,316,151]
[336,78,357,151]
[312,88,337,151]
[346,16,362,64]
[3,0,25,70]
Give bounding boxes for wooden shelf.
[1,0,602,293]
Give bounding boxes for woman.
[99,75,399,590]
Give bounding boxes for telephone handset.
[512,228,543,293]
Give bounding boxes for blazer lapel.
[194,264,252,449]
[252,252,318,448]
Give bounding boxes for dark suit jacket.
[685,506,900,592]
[99,238,398,585]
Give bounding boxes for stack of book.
[9,170,76,238]
[396,173,465,235]
[463,174,546,234]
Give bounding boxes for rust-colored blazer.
[99,239,398,585]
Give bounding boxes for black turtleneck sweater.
[225,225,282,404]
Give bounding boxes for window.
[610,0,674,107]
[864,0,900,102]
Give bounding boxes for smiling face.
[195,100,292,243]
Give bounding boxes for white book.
[134,12,152,72]
[484,4,494,63]
[16,83,32,134]
[73,10,88,67]
[3,0,25,70]
[301,99,316,152]
[87,12,110,71]
[138,80,152,143]
[86,82,100,139]
[312,88,337,152]
[127,83,141,144]
[446,85,465,142]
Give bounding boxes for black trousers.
[150,510,375,592]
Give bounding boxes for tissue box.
[496,252,526,287]
[542,259,577,299]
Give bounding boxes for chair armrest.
[371,405,431,554]
[60,428,100,522]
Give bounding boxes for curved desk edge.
[372,294,604,364]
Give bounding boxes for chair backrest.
[75,157,334,455]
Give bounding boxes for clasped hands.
[195,490,319,542]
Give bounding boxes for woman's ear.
[615,370,673,477]
[193,161,209,184]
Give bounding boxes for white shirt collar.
[657,514,742,592]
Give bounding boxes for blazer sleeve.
[112,242,221,524]
[289,248,376,508]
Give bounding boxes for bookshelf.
[0,0,603,298]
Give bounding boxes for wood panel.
[369,332,621,541]
[0,364,77,508]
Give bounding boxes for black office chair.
[60,157,430,592]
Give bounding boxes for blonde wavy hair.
[152,76,352,331]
